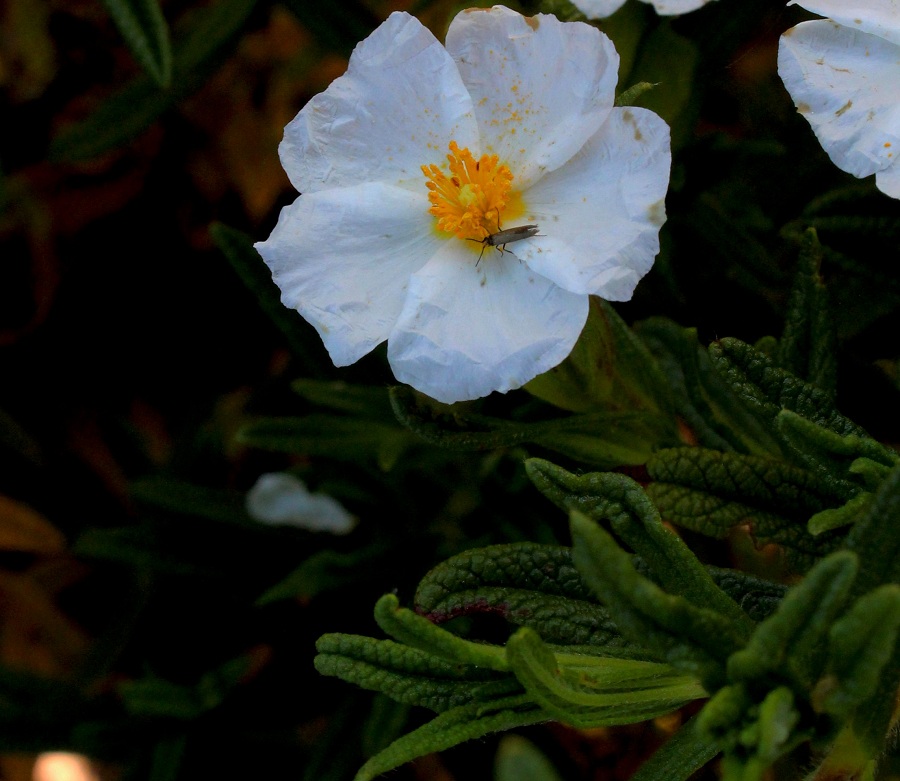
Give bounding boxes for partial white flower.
[255,6,670,403]
[778,0,900,199]
[246,473,356,534]
[571,0,718,18]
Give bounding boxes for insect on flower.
[468,224,541,264]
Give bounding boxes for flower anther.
[422,141,515,243]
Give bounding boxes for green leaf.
[524,299,675,418]
[506,628,705,728]
[845,460,900,598]
[414,542,633,652]
[646,446,855,564]
[526,458,752,632]
[100,0,172,86]
[374,594,508,672]
[709,339,870,442]
[314,633,514,713]
[389,385,673,468]
[775,229,836,397]
[818,585,900,719]
[726,551,858,688]
[636,318,783,456]
[494,734,563,781]
[350,695,548,781]
[50,0,257,160]
[570,511,744,687]
[211,223,331,374]
[628,713,721,781]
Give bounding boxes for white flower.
[571,0,718,18]
[778,0,900,199]
[246,473,356,534]
[255,6,670,404]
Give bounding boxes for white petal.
[445,7,619,189]
[876,160,900,198]
[255,182,440,366]
[647,0,717,13]
[788,0,900,46]
[280,12,478,194]
[569,0,628,19]
[246,473,356,534]
[516,107,670,300]
[778,20,900,178]
[387,243,588,403]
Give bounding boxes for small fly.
[468,224,540,264]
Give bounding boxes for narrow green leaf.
[638,319,773,456]
[628,713,721,781]
[389,385,673,468]
[314,633,512,713]
[211,223,331,374]
[775,229,836,396]
[374,594,508,672]
[527,459,752,632]
[506,628,705,728]
[819,585,900,719]
[50,0,257,160]
[845,460,900,598]
[570,511,743,687]
[726,551,858,687]
[351,695,548,781]
[100,0,172,86]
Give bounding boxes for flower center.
[421,141,514,242]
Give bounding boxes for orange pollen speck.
[421,141,514,240]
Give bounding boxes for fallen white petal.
[789,0,900,47]
[280,12,478,194]
[387,241,588,404]
[255,181,439,366]
[446,6,619,189]
[778,20,900,178]
[517,107,670,300]
[246,473,356,534]
[569,0,627,17]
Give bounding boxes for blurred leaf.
[100,0,172,86]
[50,0,258,161]
[238,414,416,471]
[494,734,563,781]
[629,714,721,781]
[626,22,698,145]
[211,223,330,375]
[257,544,393,605]
[0,495,65,553]
[131,476,250,525]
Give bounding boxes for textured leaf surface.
[527,459,751,632]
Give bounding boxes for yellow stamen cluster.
[421,141,514,241]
